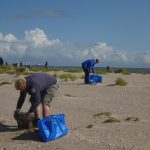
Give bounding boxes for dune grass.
[92,112,121,124]
[103,117,121,123]
[0,81,11,86]
[59,73,78,81]
[93,112,112,117]
[115,68,130,75]
[115,77,128,86]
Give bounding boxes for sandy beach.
[0,72,150,150]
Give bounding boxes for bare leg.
[34,104,41,119]
[42,104,50,118]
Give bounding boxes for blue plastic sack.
[38,114,69,142]
[89,75,102,84]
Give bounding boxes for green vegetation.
[59,73,77,81]
[29,67,60,72]
[92,112,121,124]
[115,77,128,86]
[115,68,130,75]
[0,81,11,86]
[93,112,112,117]
[64,68,82,73]
[103,117,121,123]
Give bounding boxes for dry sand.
[0,72,150,150]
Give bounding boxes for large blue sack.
[89,75,102,84]
[38,114,69,142]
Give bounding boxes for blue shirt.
[82,59,96,73]
[16,72,57,113]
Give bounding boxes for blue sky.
[0,0,150,68]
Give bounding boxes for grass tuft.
[115,77,128,86]
[59,73,77,81]
[103,117,121,123]
[0,81,11,86]
[93,112,112,117]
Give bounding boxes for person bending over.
[14,72,59,125]
[81,59,99,84]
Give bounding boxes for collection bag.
[89,75,102,84]
[38,114,69,142]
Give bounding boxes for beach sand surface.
[0,73,150,150]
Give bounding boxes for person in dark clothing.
[0,57,4,66]
[81,59,99,84]
[14,72,59,123]
[45,61,48,67]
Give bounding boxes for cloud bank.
[0,28,150,67]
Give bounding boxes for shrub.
[115,68,130,75]
[96,70,108,74]
[59,73,77,81]
[115,77,128,86]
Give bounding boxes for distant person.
[81,59,99,84]
[45,61,48,67]
[20,61,23,67]
[106,65,111,71]
[0,57,4,66]
[14,72,59,126]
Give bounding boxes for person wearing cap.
[81,59,99,84]
[14,72,59,125]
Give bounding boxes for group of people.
[14,58,99,126]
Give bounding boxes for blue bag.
[89,75,102,84]
[38,114,69,142]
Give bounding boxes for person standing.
[0,57,4,66]
[81,59,99,84]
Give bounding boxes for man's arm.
[28,85,41,113]
[16,91,27,110]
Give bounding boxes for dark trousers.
[82,68,90,84]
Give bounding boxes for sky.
[0,0,150,68]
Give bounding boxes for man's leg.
[42,84,59,118]
[42,104,50,118]
[82,68,87,83]
[34,104,41,119]
[85,70,90,84]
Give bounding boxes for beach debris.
[14,111,36,130]
[86,124,93,128]
[125,117,139,122]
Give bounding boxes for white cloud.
[25,28,60,47]
[4,33,17,42]
[0,28,150,67]
[143,53,150,63]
